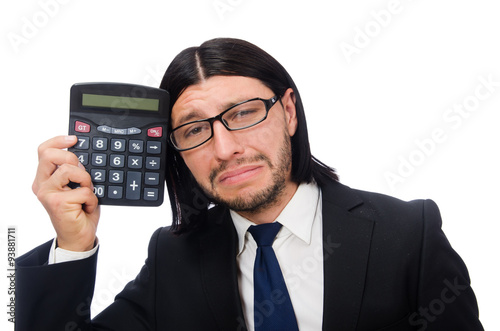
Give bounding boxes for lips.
[217,165,263,185]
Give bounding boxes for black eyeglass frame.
[169,95,280,151]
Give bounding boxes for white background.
[1,0,499,330]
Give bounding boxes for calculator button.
[146,157,161,170]
[92,153,107,167]
[110,154,125,168]
[126,171,141,200]
[108,186,123,199]
[91,169,106,183]
[109,170,124,183]
[74,136,89,150]
[74,152,88,165]
[129,140,144,153]
[94,185,105,198]
[128,156,143,169]
[111,139,126,152]
[128,127,142,135]
[144,188,158,201]
[97,125,112,134]
[112,127,128,135]
[144,172,159,185]
[93,137,108,151]
[147,141,162,154]
[75,121,90,133]
[147,127,163,137]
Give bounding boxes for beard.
[200,132,293,214]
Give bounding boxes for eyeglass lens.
[171,98,268,150]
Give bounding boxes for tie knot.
[248,222,282,247]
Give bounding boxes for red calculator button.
[147,127,163,137]
[75,121,91,133]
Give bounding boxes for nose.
[211,120,244,161]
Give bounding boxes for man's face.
[170,76,298,215]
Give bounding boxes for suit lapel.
[199,210,248,330]
[321,181,375,330]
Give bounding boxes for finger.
[33,150,83,194]
[39,147,81,172]
[48,187,99,250]
[47,185,96,211]
[47,163,93,191]
[63,186,99,213]
[82,191,100,215]
[37,135,78,161]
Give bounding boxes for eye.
[227,108,259,123]
[183,123,210,138]
[236,109,257,118]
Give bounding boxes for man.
[16,38,483,330]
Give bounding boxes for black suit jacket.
[15,180,483,330]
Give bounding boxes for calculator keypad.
[71,120,165,206]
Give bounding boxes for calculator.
[68,82,170,206]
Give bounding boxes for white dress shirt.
[231,182,324,331]
[48,238,99,264]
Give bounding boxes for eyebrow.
[173,98,250,128]
[175,111,207,127]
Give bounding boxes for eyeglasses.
[169,95,280,151]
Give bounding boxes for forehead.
[170,76,271,125]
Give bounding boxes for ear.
[281,88,298,137]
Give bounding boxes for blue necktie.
[248,223,299,331]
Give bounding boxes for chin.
[211,179,286,213]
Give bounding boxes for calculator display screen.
[82,93,160,112]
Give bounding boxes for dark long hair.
[160,38,338,233]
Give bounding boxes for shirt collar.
[231,182,321,255]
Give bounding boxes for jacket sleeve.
[15,228,163,331]
[15,239,98,331]
[409,199,483,330]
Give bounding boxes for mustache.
[209,154,272,185]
